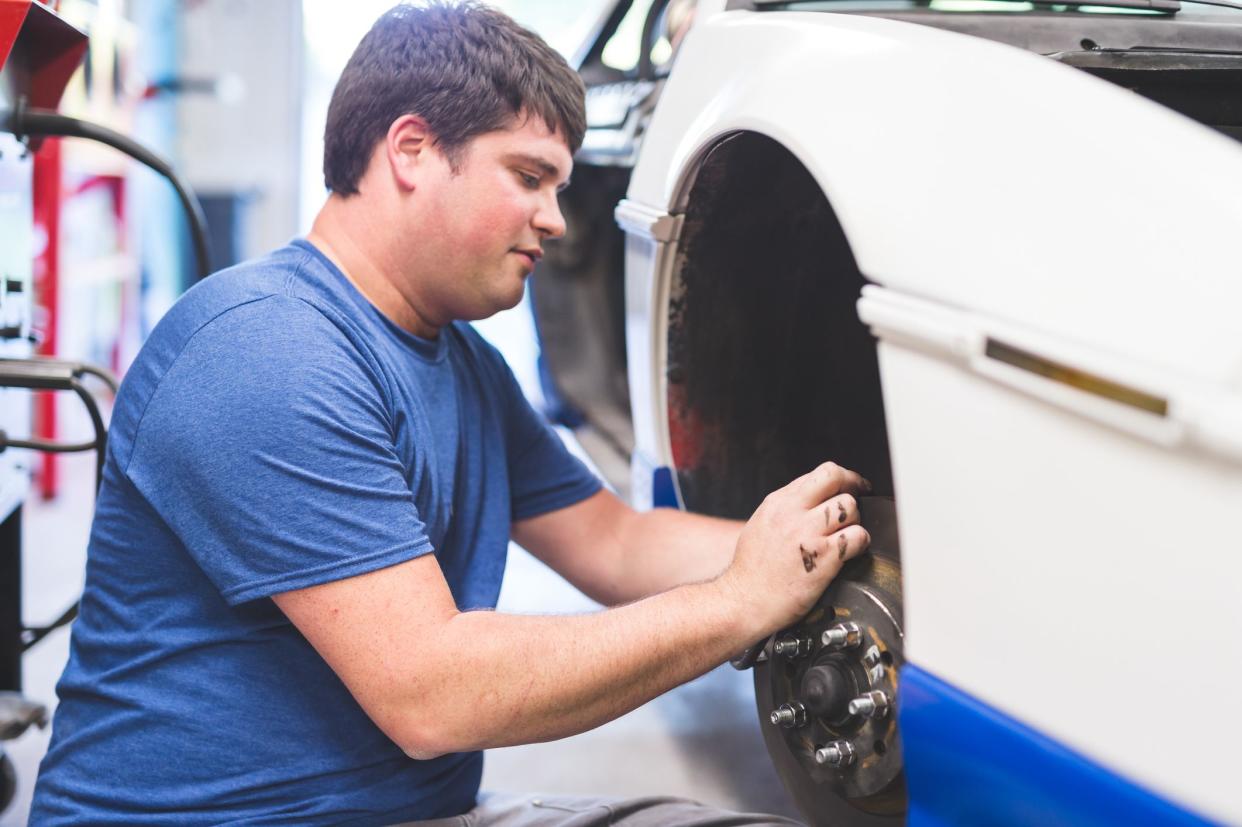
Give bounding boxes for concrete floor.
[0,305,802,825]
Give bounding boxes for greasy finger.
[796,524,869,576]
[831,524,871,566]
[813,492,859,538]
[797,461,872,508]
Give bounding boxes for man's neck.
[307,195,442,339]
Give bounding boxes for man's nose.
[534,192,567,240]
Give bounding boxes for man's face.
[413,114,572,323]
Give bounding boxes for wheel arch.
[624,125,892,517]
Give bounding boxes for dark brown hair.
[323,1,586,195]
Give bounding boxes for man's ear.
[385,114,433,191]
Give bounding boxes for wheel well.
[667,132,893,518]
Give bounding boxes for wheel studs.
[773,634,812,659]
[821,622,862,650]
[769,702,808,728]
[814,740,856,767]
[848,690,890,719]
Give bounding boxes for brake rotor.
[753,497,905,826]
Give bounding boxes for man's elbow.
[379,706,471,761]
[388,723,453,761]
[400,742,448,761]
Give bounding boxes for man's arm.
[511,489,743,606]
[274,462,870,760]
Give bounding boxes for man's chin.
[461,285,526,323]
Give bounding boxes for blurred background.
[1,1,799,823]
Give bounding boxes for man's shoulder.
[110,244,370,455]
[164,243,316,332]
[144,241,360,363]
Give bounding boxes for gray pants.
[394,792,804,826]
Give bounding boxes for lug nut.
[821,622,862,650]
[769,702,808,729]
[773,634,811,659]
[814,740,856,767]
[848,690,890,719]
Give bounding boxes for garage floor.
[1,305,802,824]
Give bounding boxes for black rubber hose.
[0,433,99,454]
[21,600,79,650]
[1,104,212,281]
[77,362,120,394]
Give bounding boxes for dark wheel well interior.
[667,132,893,519]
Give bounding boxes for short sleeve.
[125,297,432,605]
[497,357,603,521]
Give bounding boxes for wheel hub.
[753,497,906,825]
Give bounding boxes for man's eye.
[518,171,540,189]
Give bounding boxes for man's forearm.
[398,576,748,758]
[608,508,743,603]
[287,462,869,763]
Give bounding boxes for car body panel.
[619,6,1242,821]
[622,9,1242,504]
[627,10,1242,383]
[874,318,1242,823]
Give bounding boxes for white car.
[531,0,1242,824]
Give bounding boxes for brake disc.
[753,497,905,826]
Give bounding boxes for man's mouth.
[512,248,542,268]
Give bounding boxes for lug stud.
[821,622,862,650]
[769,702,808,728]
[773,634,811,659]
[814,740,856,767]
[848,690,890,719]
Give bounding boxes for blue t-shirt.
[30,240,602,825]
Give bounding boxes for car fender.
[619,9,1242,823]
[623,11,1242,471]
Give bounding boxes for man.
[31,3,870,824]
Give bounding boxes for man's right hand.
[715,461,872,637]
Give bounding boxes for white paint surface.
[629,10,1242,384]
[621,8,1242,821]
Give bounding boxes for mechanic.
[30,3,871,825]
